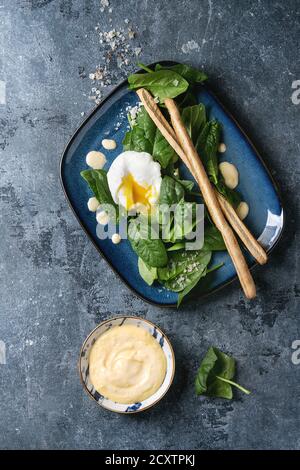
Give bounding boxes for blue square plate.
[60,62,284,307]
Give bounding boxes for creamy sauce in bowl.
[89,324,167,404]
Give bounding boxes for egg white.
[107,151,162,212]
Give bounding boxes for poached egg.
[107,151,162,212]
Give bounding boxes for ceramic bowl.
[79,316,175,413]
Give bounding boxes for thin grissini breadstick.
[216,193,267,264]
[164,97,256,299]
[136,88,267,266]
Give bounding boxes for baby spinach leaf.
[177,270,206,307]
[164,265,208,293]
[176,89,198,108]
[176,179,195,192]
[181,104,206,143]
[159,176,185,206]
[138,258,157,286]
[173,199,199,241]
[196,120,221,185]
[81,169,114,205]
[216,178,241,209]
[155,63,207,84]
[128,69,189,101]
[128,218,168,268]
[152,129,178,168]
[195,347,251,399]
[177,262,223,306]
[158,250,211,283]
[167,242,185,252]
[123,107,177,168]
[203,225,226,251]
[80,169,118,220]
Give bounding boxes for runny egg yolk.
[119,173,153,210]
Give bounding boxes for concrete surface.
[0,0,299,450]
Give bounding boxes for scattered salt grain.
[87,8,142,107]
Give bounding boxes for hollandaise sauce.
[89,325,167,404]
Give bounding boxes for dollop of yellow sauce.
[89,325,167,404]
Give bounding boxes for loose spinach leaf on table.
[128,217,168,268]
[128,69,189,101]
[138,257,157,286]
[195,347,251,399]
[123,107,177,168]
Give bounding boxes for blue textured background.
[0,0,299,450]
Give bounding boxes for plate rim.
[59,60,285,308]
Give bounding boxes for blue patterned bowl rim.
[78,316,175,413]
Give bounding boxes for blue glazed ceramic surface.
[79,316,175,413]
[61,63,284,306]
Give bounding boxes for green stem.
[206,262,224,274]
[216,376,251,395]
[137,62,154,73]
[189,191,202,198]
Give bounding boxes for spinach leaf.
[203,225,226,251]
[80,169,118,219]
[138,258,157,286]
[181,104,206,143]
[176,89,198,108]
[155,63,207,84]
[128,69,189,101]
[167,242,185,251]
[159,175,185,206]
[173,199,199,241]
[196,120,221,185]
[177,270,206,307]
[177,262,223,306]
[128,218,168,268]
[81,169,114,205]
[123,107,177,168]
[158,250,211,283]
[164,264,208,293]
[195,347,251,399]
[216,178,241,209]
[176,179,194,192]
